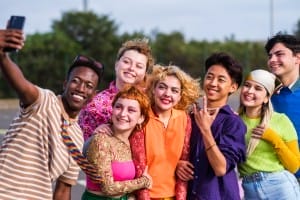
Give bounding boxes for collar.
[290,78,300,92]
[276,78,300,93]
[108,81,119,93]
[149,107,184,120]
[218,104,236,115]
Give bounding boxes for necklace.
[113,135,130,146]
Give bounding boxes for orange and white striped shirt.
[0,87,82,200]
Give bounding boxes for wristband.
[206,143,216,152]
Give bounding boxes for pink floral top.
[79,81,118,141]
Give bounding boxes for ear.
[63,80,67,91]
[295,53,300,65]
[229,82,238,94]
[263,96,269,104]
[114,61,119,72]
[137,115,145,125]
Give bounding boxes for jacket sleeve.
[175,114,191,200]
[129,129,150,200]
[262,128,300,173]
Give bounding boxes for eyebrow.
[207,72,228,79]
[268,49,285,56]
[158,82,181,90]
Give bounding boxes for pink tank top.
[87,161,135,191]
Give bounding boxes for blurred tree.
[294,19,300,39]
[0,10,282,98]
[152,31,186,66]
[0,31,81,97]
[20,31,82,94]
[52,11,120,87]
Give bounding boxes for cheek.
[136,69,146,79]
[173,94,181,104]
[111,115,118,124]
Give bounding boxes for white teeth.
[124,72,135,78]
[118,118,128,123]
[161,99,171,104]
[73,94,84,100]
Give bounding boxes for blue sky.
[1,0,299,41]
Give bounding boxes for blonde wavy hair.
[146,64,202,111]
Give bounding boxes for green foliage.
[1,10,294,98]
[294,19,300,39]
[52,11,120,87]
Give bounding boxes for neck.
[207,98,227,109]
[61,96,78,119]
[115,78,125,90]
[112,127,132,140]
[245,106,262,118]
[279,69,299,87]
[153,106,172,119]
[152,106,172,128]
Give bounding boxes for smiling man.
[265,33,300,182]
[0,29,103,200]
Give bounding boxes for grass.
[0,129,6,134]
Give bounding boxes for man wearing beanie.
[238,69,300,199]
[265,33,300,182]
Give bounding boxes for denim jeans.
[242,170,300,200]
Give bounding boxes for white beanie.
[246,69,276,95]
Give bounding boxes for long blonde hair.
[238,84,274,157]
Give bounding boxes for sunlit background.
[1,0,299,41]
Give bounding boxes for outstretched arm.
[0,29,38,107]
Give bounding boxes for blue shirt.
[271,79,300,178]
[188,105,246,200]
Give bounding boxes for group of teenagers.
[0,27,299,200]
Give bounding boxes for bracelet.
[205,143,216,152]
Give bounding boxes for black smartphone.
[4,15,26,52]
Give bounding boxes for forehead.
[114,98,140,108]
[206,65,230,78]
[245,79,264,88]
[69,66,99,83]
[269,42,291,53]
[157,75,181,87]
[121,50,147,62]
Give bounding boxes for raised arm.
[0,29,38,107]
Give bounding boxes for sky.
[1,0,300,42]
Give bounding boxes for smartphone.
[4,15,26,52]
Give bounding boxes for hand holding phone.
[4,15,26,52]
